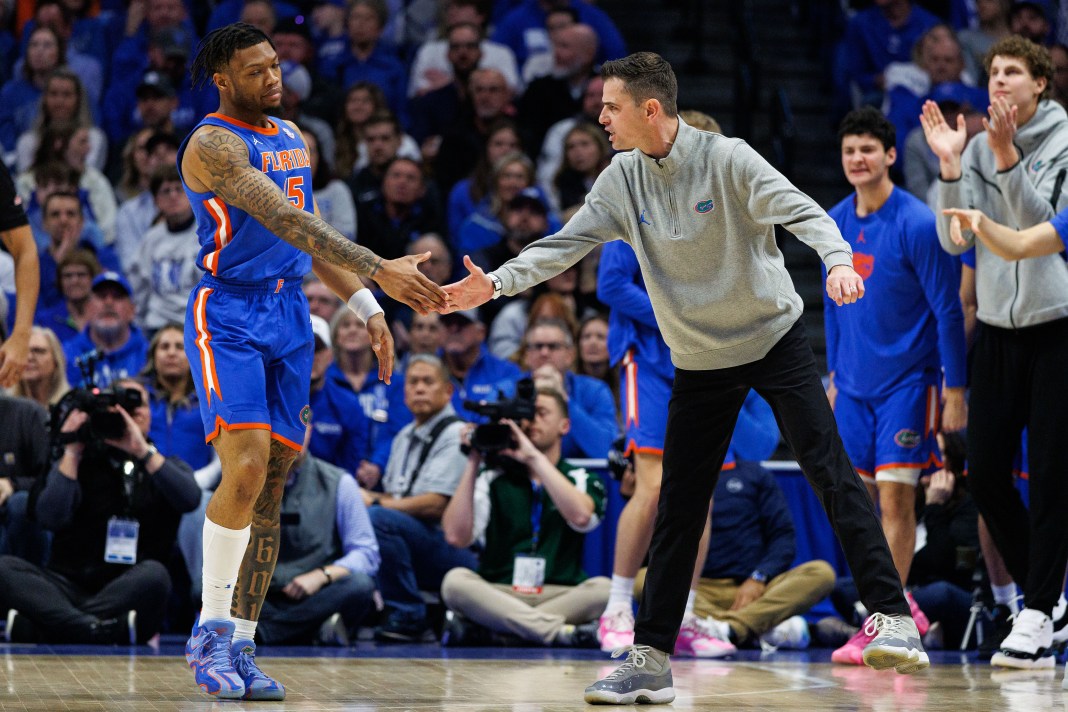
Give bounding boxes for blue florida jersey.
[825,186,966,399]
[177,113,313,281]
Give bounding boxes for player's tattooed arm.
[187,126,384,278]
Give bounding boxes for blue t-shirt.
[825,187,967,398]
[1047,209,1068,252]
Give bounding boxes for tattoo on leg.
[232,440,296,622]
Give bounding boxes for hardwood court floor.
[0,645,1065,711]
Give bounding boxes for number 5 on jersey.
[285,176,305,210]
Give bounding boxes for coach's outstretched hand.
[826,264,865,306]
[374,252,449,315]
[366,313,395,384]
[441,256,494,312]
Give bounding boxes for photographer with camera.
[0,378,200,644]
[440,386,609,647]
[363,354,477,642]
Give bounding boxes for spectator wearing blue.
[142,324,216,474]
[883,26,987,161]
[439,307,522,422]
[22,163,105,254]
[1010,0,1053,45]
[362,354,477,642]
[459,182,561,260]
[17,1,103,113]
[326,0,408,127]
[206,0,300,33]
[329,308,411,491]
[520,317,617,459]
[37,249,99,346]
[0,25,66,153]
[255,423,380,646]
[35,190,120,314]
[63,272,147,388]
[18,0,109,71]
[108,0,198,107]
[836,0,940,108]
[308,314,370,477]
[491,0,626,69]
[638,458,836,651]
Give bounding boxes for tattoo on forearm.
[370,258,382,277]
[232,440,296,622]
[194,129,385,278]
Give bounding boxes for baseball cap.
[281,60,312,102]
[310,314,331,350]
[508,187,549,215]
[91,271,133,297]
[136,71,176,99]
[440,308,483,326]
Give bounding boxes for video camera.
[463,378,536,454]
[49,351,143,449]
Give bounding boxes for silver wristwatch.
[489,272,503,300]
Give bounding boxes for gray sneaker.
[584,645,675,705]
[861,613,930,674]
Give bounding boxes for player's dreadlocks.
[190,22,275,90]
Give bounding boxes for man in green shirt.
[440,387,608,646]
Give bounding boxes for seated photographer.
[520,318,617,459]
[362,354,477,642]
[0,378,200,644]
[255,420,379,647]
[0,392,51,565]
[63,272,148,388]
[440,386,609,647]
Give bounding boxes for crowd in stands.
[0,0,1061,672]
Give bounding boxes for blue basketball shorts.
[184,274,313,451]
[836,379,942,485]
[621,348,672,456]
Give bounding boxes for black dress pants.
[634,320,908,653]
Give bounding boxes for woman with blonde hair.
[15,69,106,174]
[10,325,69,407]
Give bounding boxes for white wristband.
[347,289,384,323]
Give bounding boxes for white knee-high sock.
[200,518,251,623]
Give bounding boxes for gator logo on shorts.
[894,428,921,448]
[694,199,715,214]
[300,405,311,426]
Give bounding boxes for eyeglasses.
[448,41,479,50]
[526,341,567,352]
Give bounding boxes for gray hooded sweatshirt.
[492,118,853,370]
[936,99,1068,329]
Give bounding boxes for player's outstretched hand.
[942,208,984,246]
[374,253,449,315]
[441,255,494,312]
[366,313,394,384]
[0,330,29,388]
[826,264,865,306]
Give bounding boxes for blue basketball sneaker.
[232,638,285,701]
[185,618,245,699]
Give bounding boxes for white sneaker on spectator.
[318,612,350,646]
[991,608,1055,670]
[760,615,810,651]
[675,614,735,658]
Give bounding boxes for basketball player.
[176,23,446,700]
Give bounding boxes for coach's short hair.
[602,52,678,118]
